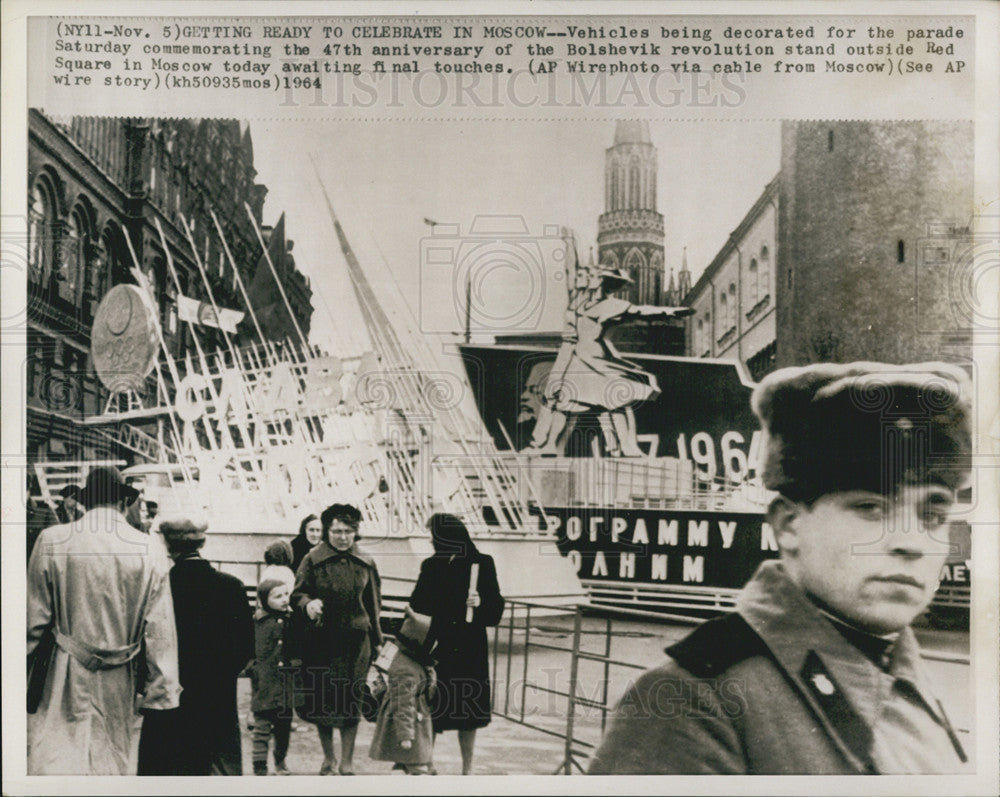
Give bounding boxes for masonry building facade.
[26,111,313,467]
[683,120,974,379]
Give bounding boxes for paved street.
[222,614,971,777]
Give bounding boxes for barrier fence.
[211,562,972,774]
[487,599,973,774]
[489,599,649,774]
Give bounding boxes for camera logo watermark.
[420,215,564,335]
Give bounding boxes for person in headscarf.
[291,513,323,574]
[408,513,505,774]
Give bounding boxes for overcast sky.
[251,120,780,357]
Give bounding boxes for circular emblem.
[91,284,160,394]
[196,301,217,327]
[103,288,134,335]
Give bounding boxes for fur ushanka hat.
[751,361,972,502]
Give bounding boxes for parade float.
[456,235,972,623]
[32,188,584,614]
[29,180,968,625]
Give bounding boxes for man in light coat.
[588,361,973,774]
[26,466,181,775]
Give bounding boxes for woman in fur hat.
[292,503,382,775]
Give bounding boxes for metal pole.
[563,607,583,774]
[520,603,531,724]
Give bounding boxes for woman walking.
[292,503,382,775]
[409,513,505,775]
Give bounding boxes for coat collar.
[737,560,943,772]
[255,607,291,622]
[309,540,376,568]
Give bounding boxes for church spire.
[598,121,665,305]
[677,246,692,301]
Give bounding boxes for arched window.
[759,245,770,298]
[728,283,737,328]
[610,166,620,211]
[719,293,728,337]
[651,251,664,301]
[59,211,85,302]
[28,183,54,285]
[748,259,759,305]
[623,248,645,298]
[628,160,641,210]
[696,319,704,354]
[102,224,130,289]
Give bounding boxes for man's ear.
[766,496,804,555]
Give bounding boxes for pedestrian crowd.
[26,464,505,777]
[25,359,974,777]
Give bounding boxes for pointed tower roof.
[614,120,652,145]
[677,246,692,301]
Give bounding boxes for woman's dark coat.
[137,556,253,775]
[290,534,314,574]
[291,541,383,727]
[409,552,504,732]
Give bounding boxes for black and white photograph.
[3,3,998,794]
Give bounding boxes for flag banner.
[177,294,245,334]
[245,213,299,341]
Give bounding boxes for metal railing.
[489,599,647,774]
[487,599,973,773]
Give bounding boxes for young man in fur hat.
[589,361,973,775]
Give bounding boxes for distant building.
[597,121,687,356]
[684,178,778,381]
[26,111,313,466]
[683,121,973,379]
[598,121,665,305]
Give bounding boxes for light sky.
[250,120,781,357]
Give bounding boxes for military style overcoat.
[589,561,969,775]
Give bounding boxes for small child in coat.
[369,607,437,774]
[249,572,303,775]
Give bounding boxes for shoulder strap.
[665,612,768,678]
[668,613,878,774]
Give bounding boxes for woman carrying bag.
[408,513,505,775]
[291,503,382,775]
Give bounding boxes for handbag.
[361,664,388,722]
[27,626,56,713]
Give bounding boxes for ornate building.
[597,121,665,305]
[26,111,313,466]
[596,121,688,356]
